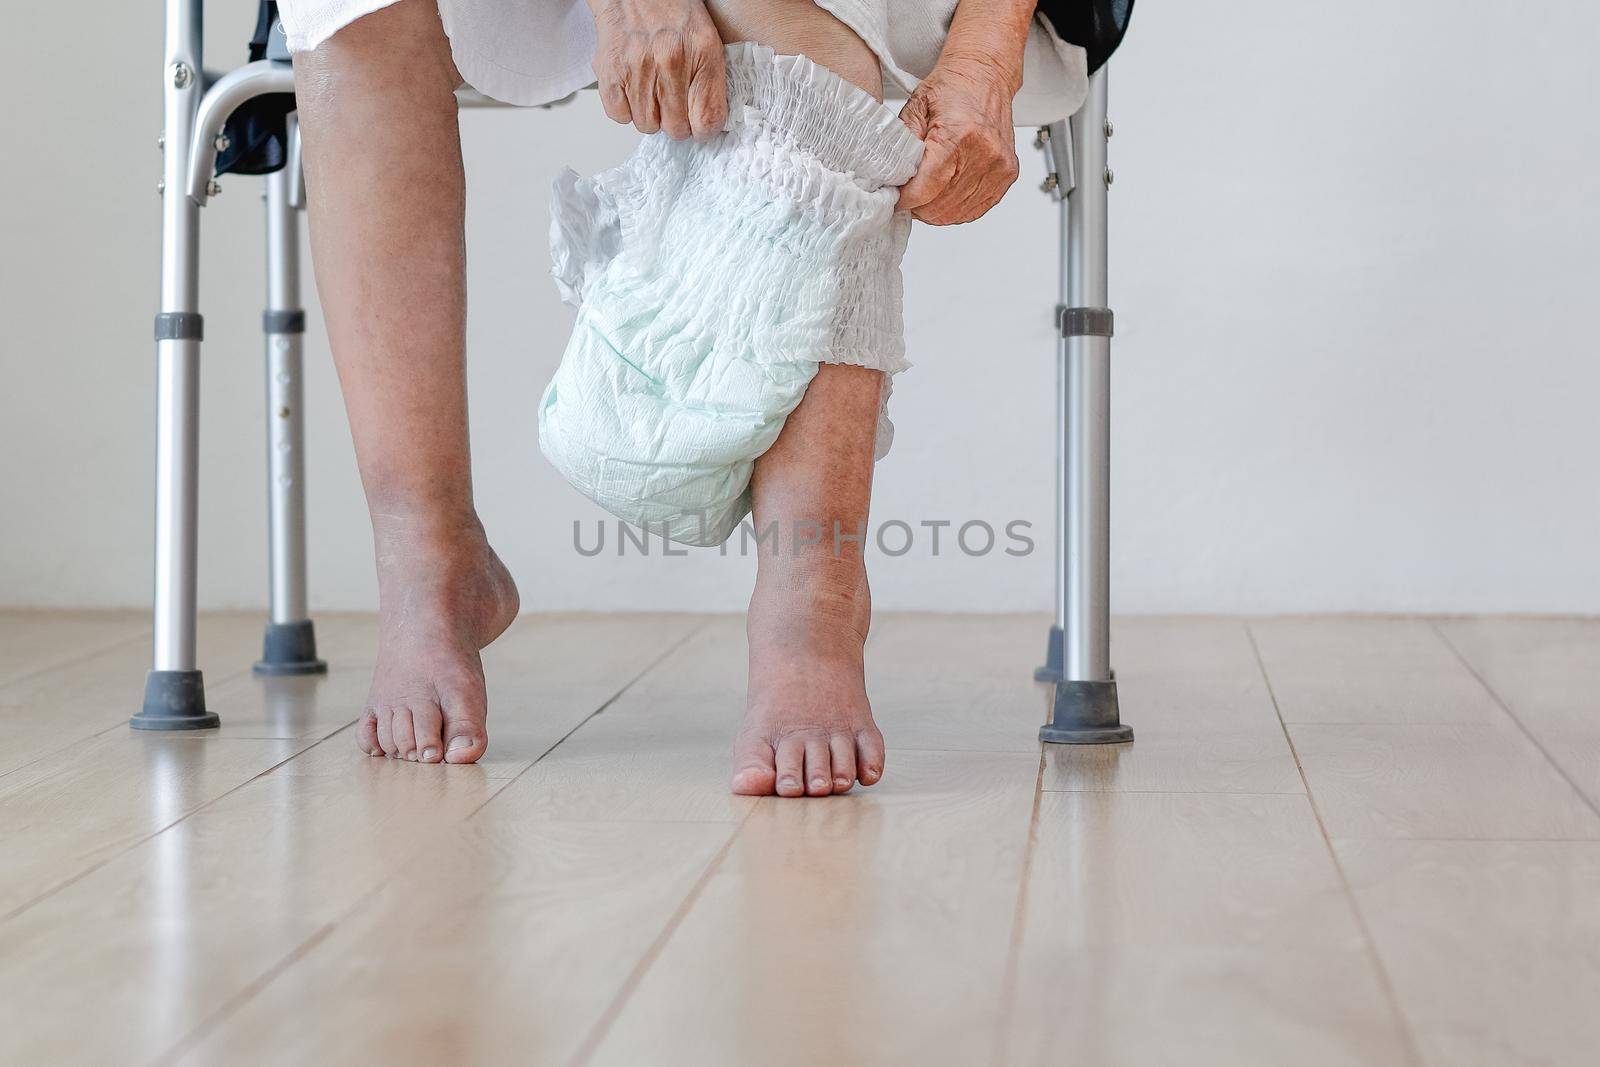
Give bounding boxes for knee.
[703,0,882,99]
[292,0,460,104]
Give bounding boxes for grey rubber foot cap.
[254,620,328,676]
[132,669,220,730]
[1040,679,1132,745]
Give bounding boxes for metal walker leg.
[135,0,218,730]
[1035,69,1132,745]
[255,116,326,676]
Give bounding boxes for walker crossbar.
[135,0,1131,748]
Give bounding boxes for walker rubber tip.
[253,620,329,676]
[1039,722,1134,745]
[1040,679,1132,746]
[132,669,220,731]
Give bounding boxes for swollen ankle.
[372,509,488,557]
[749,563,870,654]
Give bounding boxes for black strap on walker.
[216,1,296,178]
[1036,0,1137,74]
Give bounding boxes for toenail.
[835,777,849,788]
[406,751,417,762]
[811,778,827,791]
[422,747,439,761]
[779,776,797,790]
[447,736,472,753]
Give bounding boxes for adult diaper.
[541,43,924,547]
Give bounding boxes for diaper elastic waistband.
[721,43,924,190]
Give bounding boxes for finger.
[948,143,1020,223]
[628,50,661,135]
[922,154,990,225]
[598,78,632,126]
[945,178,1006,225]
[914,139,1001,225]
[937,146,1020,225]
[896,137,957,213]
[686,40,727,139]
[654,38,692,139]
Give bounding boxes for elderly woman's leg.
[735,365,888,797]
[705,0,891,796]
[293,0,517,765]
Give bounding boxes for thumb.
[897,137,954,213]
[897,91,931,139]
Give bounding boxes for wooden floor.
[1,612,1597,1065]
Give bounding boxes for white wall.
[3,2,1597,614]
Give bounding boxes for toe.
[439,681,488,765]
[803,736,833,797]
[391,707,418,761]
[357,710,382,756]
[774,736,806,797]
[730,732,778,795]
[374,707,397,758]
[855,725,886,786]
[412,701,445,763]
[828,734,856,794]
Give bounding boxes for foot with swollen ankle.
[731,359,889,797]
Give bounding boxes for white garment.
[276,0,1088,122]
[814,0,1088,123]
[540,45,922,546]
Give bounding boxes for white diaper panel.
[541,44,923,547]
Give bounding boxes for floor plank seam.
[163,620,721,1060]
[892,744,1072,756]
[462,617,715,823]
[0,668,261,787]
[1244,622,1429,1067]
[990,748,1047,1067]
[240,719,365,778]
[1037,787,1310,797]
[1325,835,1600,845]
[24,620,712,1049]
[156,919,342,1067]
[156,771,528,1060]
[1431,620,1600,823]
[0,623,149,691]
[567,809,756,1067]
[0,736,325,926]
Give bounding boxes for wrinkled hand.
[896,58,1020,225]
[589,0,727,139]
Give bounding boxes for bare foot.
[732,561,885,797]
[356,517,519,764]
